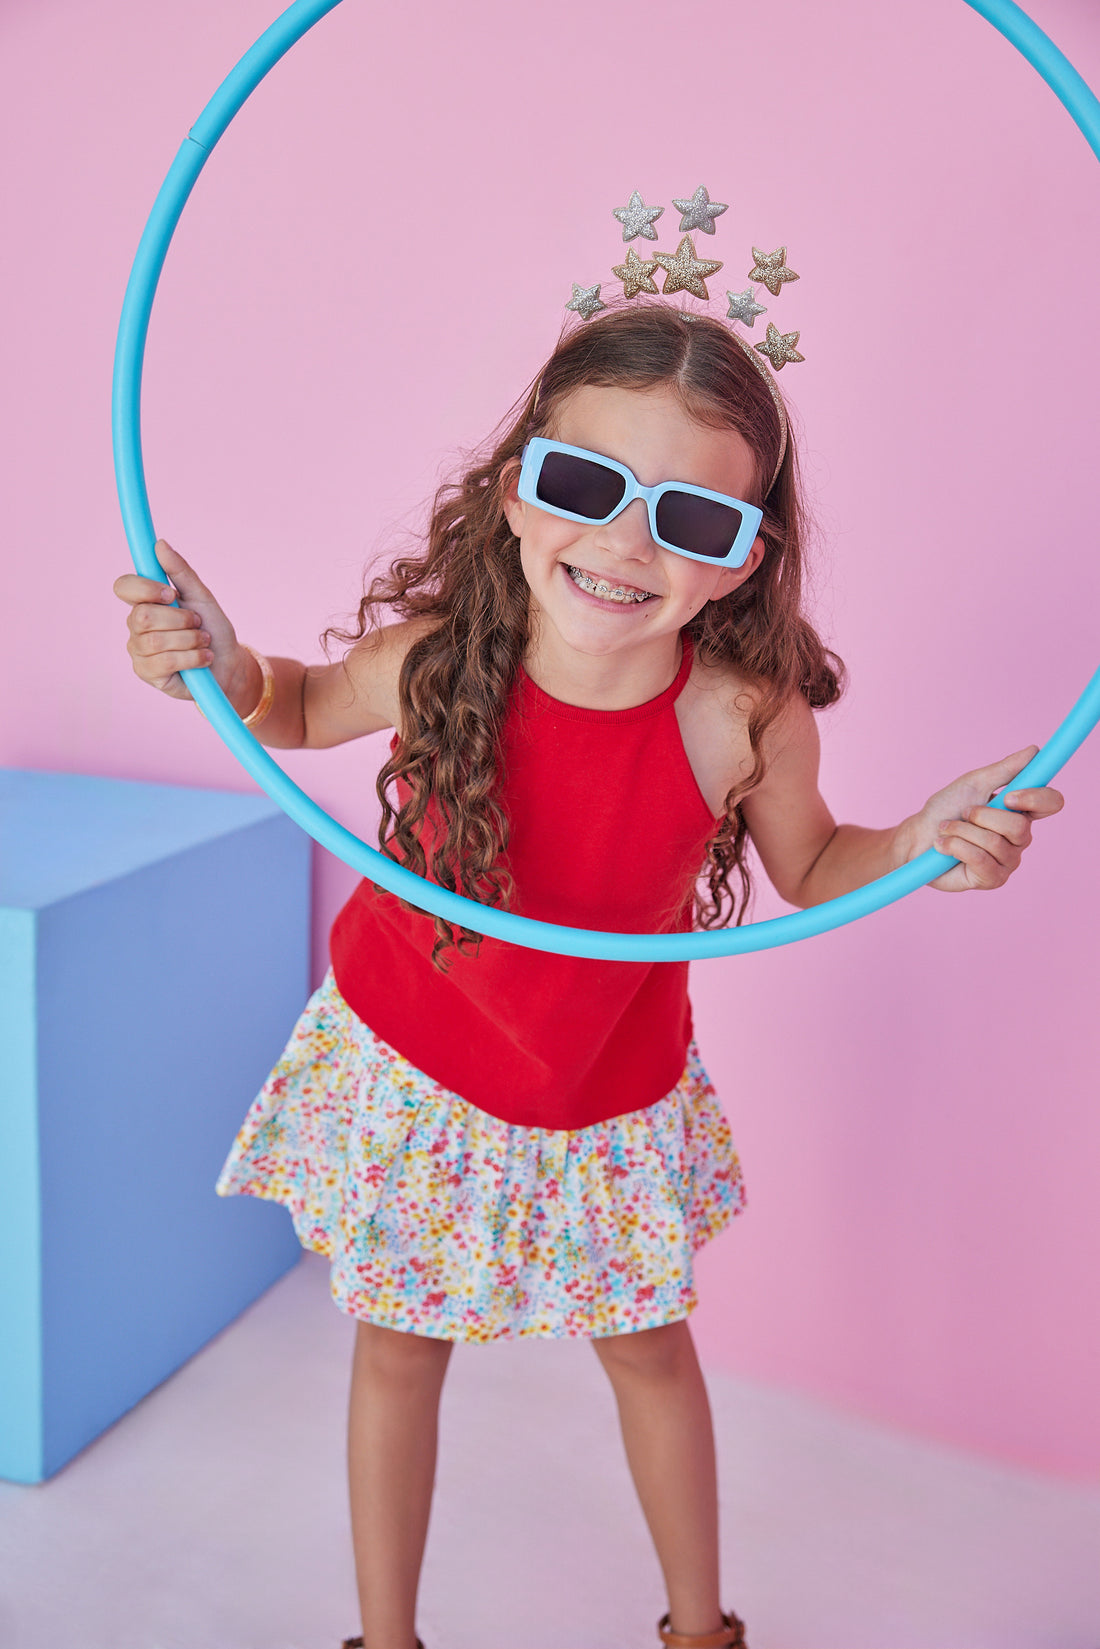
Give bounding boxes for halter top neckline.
[517,631,694,724]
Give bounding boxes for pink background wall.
[3,0,1098,1480]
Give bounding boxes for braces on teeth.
[568,565,653,603]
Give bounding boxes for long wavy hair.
[321,301,845,965]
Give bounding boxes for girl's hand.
[112,539,247,703]
[903,744,1065,891]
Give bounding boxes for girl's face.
[502,382,765,662]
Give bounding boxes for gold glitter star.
[652,234,723,300]
[565,282,607,322]
[748,246,799,297]
[754,322,805,369]
[612,246,660,298]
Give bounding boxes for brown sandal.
[340,1639,426,1648]
[657,1609,748,1649]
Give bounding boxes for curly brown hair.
[321,300,845,965]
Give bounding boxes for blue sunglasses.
[517,437,763,568]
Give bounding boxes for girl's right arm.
[113,538,432,750]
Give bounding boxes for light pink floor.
[1,1251,1097,1649]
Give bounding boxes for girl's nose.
[594,498,656,564]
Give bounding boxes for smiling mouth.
[565,564,656,604]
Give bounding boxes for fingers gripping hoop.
[113,0,1100,963]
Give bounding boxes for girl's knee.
[591,1316,695,1379]
[352,1318,454,1382]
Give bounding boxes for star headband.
[562,186,805,496]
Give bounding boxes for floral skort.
[215,966,746,1342]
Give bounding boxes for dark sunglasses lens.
[536,451,627,519]
[655,491,744,559]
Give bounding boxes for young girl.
[113,302,1063,1649]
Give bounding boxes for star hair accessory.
[612,246,660,298]
[562,186,806,496]
[565,281,606,321]
[672,184,728,234]
[612,190,664,242]
[748,244,799,295]
[726,288,767,325]
[652,234,723,299]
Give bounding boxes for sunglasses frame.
[517,437,764,568]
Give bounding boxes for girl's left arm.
[738,694,1065,907]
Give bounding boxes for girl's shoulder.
[676,647,810,818]
[303,614,442,749]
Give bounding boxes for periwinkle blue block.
[0,768,311,1484]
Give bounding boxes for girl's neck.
[521,623,685,711]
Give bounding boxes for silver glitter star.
[726,287,767,326]
[653,235,723,300]
[565,281,607,322]
[672,185,729,235]
[612,246,660,298]
[754,322,805,369]
[748,245,799,297]
[612,190,664,243]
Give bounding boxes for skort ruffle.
[215,965,746,1342]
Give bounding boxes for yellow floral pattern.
[215,968,746,1341]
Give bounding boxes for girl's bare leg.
[347,1319,454,1649]
[592,1318,726,1637]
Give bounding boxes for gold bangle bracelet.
[193,644,275,730]
[239,645,275,728]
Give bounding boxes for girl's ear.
[500,455,524,537]
[710,532,765,601]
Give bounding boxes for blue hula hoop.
[112,0,1100,963]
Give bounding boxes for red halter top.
[328,631,719,1130]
